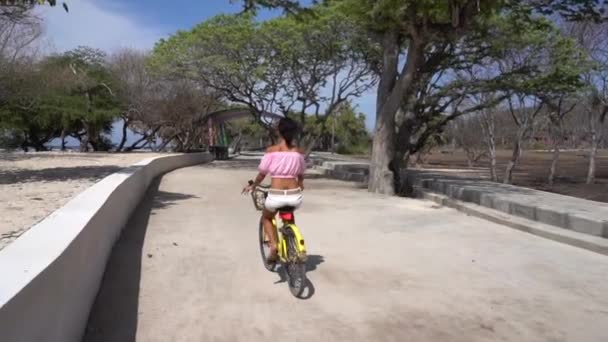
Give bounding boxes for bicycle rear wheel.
[285,228,307,297]
[259,218,276,272]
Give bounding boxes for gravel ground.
[0,151,167,250]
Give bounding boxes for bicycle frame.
[250,183,306,263]
[249,181,308,297]
[274,217,307,263]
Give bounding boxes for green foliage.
[480,13,590,97]
[0,62,62,150]
[150,7,375,128]
[333,105,371,154]
[150,13,289,121]
[243,1,608,24]
[224,116,269,149]
[292,102,370,154]
[0,95,63,150]
[0,46,119,150]
[150,13,262,81]
[0,129,23,150]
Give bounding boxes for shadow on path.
[274,255,325,300]
[0,166,124,185]
[306,254,325,272]
[83,176,197,342]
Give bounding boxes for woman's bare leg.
[262,209,278,261]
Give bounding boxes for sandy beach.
[0,151,166,250]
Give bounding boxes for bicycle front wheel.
[259,218,276,272]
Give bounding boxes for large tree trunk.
[369,107,397,195]
[391,148,409,195]
[587,130,598,184]
[369,30,399,195]
[369,32,423,194]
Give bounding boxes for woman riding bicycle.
[243,117,305,263]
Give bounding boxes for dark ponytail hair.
[277,117,299,148]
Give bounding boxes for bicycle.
[247,180,308,297]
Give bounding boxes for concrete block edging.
[0,153,213,342]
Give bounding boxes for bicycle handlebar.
[247,179,268,211]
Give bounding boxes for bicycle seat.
[277,206,296,212]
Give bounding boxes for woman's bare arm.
[253,172,266,188]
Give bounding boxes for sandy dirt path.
[85,159,608,342]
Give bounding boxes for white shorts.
[265,190,303,211]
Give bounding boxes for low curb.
[0,153,213,342]
[417,189,608,256]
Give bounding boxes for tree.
[109,48,156,151]
[0,8,42,62]
[503,95,545,183]
[566,21,608,184]
[0,1,68,23]
[43,47,119,151]
[237,0,608,195]
[150,9,376,152]
[224,116,268,152]
[373,10,577,191]
[154,81,223,152]
[330,104,370,154]
[447,115,487,167]
[150,14,286,131]
[477,101,505,182]
[477,18,601,186]
[294,102,370,154]
[0,4,43,106]
[0,0,66,110]
[540,95,577,186]
[260,9,377,152]
[467,16,587,185]
[0,58,73,151]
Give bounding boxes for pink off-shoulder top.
[258,151,306,178]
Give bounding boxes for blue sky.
[38,0,376,135]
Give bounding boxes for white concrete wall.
[0,153,213,342]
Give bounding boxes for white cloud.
[35,0,166,54]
